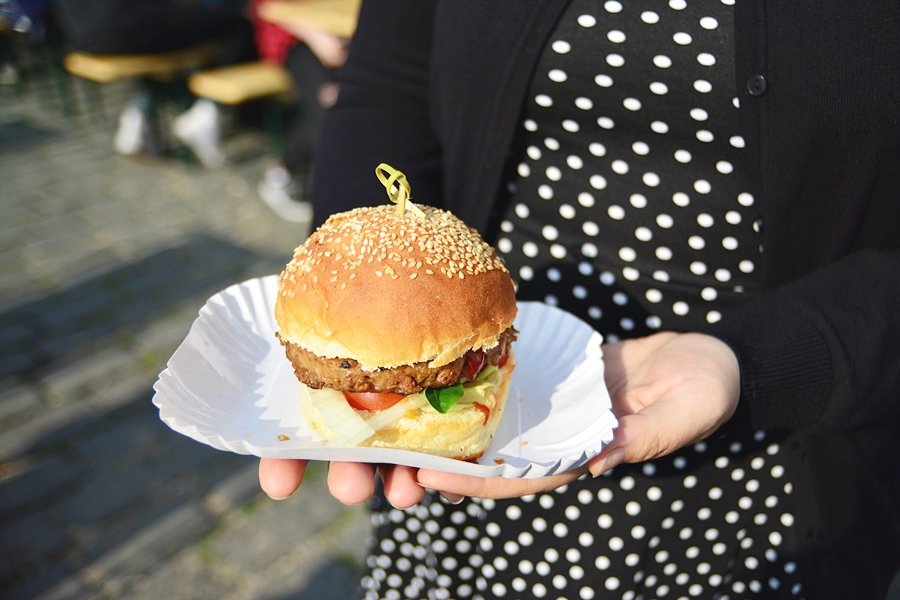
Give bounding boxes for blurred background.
[0,1,370,598]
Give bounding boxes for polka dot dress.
[360,2,805,598]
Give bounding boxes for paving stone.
[2,562,89,600]
[0,514,69,581]
[0,455,82,517]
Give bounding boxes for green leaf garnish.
[424,384,465,413]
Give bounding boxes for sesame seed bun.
[275,205,517,370]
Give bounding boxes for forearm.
[708,248,900,432]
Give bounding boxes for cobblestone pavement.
[0,53,369,599]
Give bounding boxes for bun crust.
[276,205,517,369]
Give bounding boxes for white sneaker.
[257,166,313,223]
[114,105,148,155]
[172,100,226,168]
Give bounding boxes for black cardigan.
[311,1,900,596]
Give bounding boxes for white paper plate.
[152,275,617,479]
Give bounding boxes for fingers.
[328,461,377,505]
[259,458,307,500]
[381,465,426,508]
[417,468,584,500]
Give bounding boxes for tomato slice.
[462,350,486,381]
[343,391,406,411]
[497,353,509,369]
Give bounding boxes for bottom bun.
[300,357,515,461]
[363,359,514,460]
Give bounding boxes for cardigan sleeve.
[708,247,900,433]
[309,0,443,227]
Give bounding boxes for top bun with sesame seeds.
[275,204,517,372]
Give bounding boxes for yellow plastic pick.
[375,163,425,218]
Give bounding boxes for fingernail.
[590,448,626,478]
[440,492,465,505]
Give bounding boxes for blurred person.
[257,1,900,599]
[54,0,256,166]
[251,0,352,222]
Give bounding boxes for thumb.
[588,399,698,477]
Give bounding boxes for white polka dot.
[690,261,707,275]
[696,129,715,143]
[655,247,673,261]
[693,79,713,93]
[577,14,597,27]
[690,108,709,121]
[656,214,674,228]
[694,179,712,194]
[604,1,623,13]
[544,137,560,150]
[641,11,660,23]
[650,81,669,95]
[612,159,630,174]
[673,301,689,316]
[608,205,625,220]
[669,0,687,8]
[651,121,670,134]
[575,96,593,110]
[590,174,608,190]
[738,192,755,206]
[562,119,580,132]
[594,74,614,88]
[522,242,539,257]
[632,141,650,155]
[715,268,732,282]
[558,205,576,221]
[646,289,663,303]
[653,55,673,68]
[630,193,648,208]
[518,266,533,280]
[688,235,705,250]
[567,155,584,170]
[608,30,626,43]
[717,161,734,174]
[730,135,746,148]
[722,236,739,250]
[538,184,553,200]
[542,224,559,241]
[673,32,693,45]
[673,192,690,206]
[597,116,616,129]
[697,52,716,66]
[635,226,653,242]
[534,94,553,107]
[548,69,568,83]
[623,97,642,111]
[643,172,661,187]
[697,213,715,227]
[517,163,531,177]
[552,40,571,54]
[674,149,692,163]
[700,16,719,29]
[606,54,625,68]
[701,287,718,301]
[740,260,755,273]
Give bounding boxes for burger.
[274,202,517,460]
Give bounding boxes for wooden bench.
[187,61,293,105]
[63,44,219,84]
[188,60,295,155]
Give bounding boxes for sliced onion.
[302,385,375,445]
[364,393,428,431]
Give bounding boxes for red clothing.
[250,0,296,63]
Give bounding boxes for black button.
[747,74,768,96]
